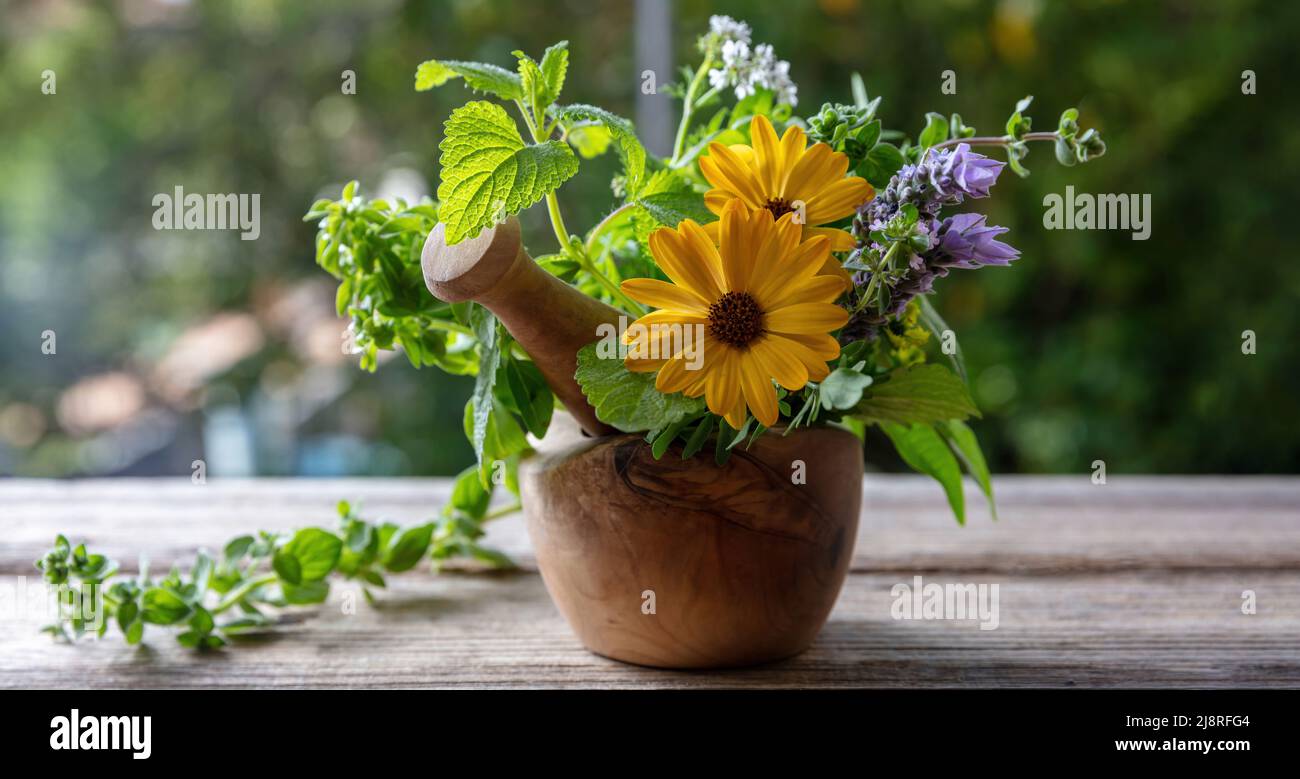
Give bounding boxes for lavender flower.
[847,144,1017,340]
[861,143,1006,230]
[929,213,1020,272]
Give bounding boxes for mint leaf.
[635,191,715,227]
[574,343,705,432]
[415,59,522,100]
[882,422,966,525]
[939,420,996,521]
[853,363,979,425]
[553,104,645,196]
[539,41,569,106]
[468,305,501,483]
[437,101,578,244]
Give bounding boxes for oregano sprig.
[35,485,514,649]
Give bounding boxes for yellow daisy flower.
[620,200,849,430]
[698,115,874,283]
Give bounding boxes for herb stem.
[424,319,474,337]
[932,131,1059,150]
[670,55,714,166]
[518,98,644,316]
[483,502,522,521]
[212,573,277,615]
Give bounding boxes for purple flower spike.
[936,144,1005,200]
[931,213,1020,271]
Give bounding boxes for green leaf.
[383,523,435,573]
[574,343,706,432]
[566,123,612,158]
[279,528,343,582]
[450,465,491,520]
[635,191,715,227]
[538,41,569,106]
[853,364,979,425]
[415,60,523,100]
[939,420,997,521]
[272,548,302,585]
[281,580,329,605]
[468,305,501,482]
[882,423,966,525]
[501,356,554,439]
[680,415,714,459]
[819,367,873,410]
[857,142,905,189]
[917,112,949,150]
[553,104,646,196]
[437,101,579,244]
[223,535,254,566]
[916,296,967,383]
[141,588,191,625]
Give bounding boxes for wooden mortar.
[423,219,863,669]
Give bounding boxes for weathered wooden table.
[2,477,1297,688]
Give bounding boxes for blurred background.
[1,0,1296,479]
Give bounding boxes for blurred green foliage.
[1,0,1296,476]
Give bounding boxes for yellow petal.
[763,333,835,382]
[750,335,809,390]
[621,277,710,314]
[678,219,728,295]
[779,332,842,361]
[749,211,802,290]
[700,144,766,208]
[704,347,741,422]
[740,360,778,427]
[704,189,733,216]
[765,302,850,335]
[648,224,723,300]
[763,273,847,310]
[776,124,808,194]
[805,176,874,225]
[785,142,844,200]
[655,353,698,394]
[749,234,830,304]
[718,199,755,291]
[804,226,858,253]
[749,114,783,197]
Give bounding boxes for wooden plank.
[1,570,1296,688]
[3,477,1299,575]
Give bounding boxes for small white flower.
[706,39,799,106]
[708,15,752,45]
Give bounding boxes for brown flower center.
[707,291,765,348]
[763,197,795,220]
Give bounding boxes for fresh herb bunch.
[35,470,514,647]
[304,15,1107,527]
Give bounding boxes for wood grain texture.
[1,571,1297,688]
[421,216,622,436]
[1,477,1297,688]
[521,425,863,667]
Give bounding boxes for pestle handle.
[422,217,620,437]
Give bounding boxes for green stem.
[932,131,1058,150]
[425,318,473,337]
[212,573,277,615]
[584,202,636,256]
[517,100,643,316]
[483,502,522,521]
[670,56,714,166]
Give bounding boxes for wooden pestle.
[421,216,621,437]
